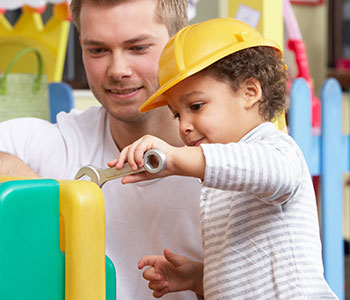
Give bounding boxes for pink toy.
[283,0,321,128]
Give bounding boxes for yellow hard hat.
[139,17,282,112]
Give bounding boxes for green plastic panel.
[0,179,65,300]
[106,255,117,300]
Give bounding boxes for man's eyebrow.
[81,39,105,46]
[82,34,154,47]
[123,34,155,45]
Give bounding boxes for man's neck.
[109,107,184,151]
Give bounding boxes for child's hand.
[108,135,176,184]
[138,248,204,298]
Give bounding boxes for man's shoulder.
[56,106,105,124]
[55,106,106,133]
[54,106,114,159]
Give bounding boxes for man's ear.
[243,78,262,109]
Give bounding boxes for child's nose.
[179,118,193,135]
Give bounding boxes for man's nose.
[107,52,132,80]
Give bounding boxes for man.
[0,1,203,299]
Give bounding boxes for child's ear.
[243,78,262,109]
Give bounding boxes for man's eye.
[190,103,203,110]
[130,45,150,52]
[87,48,106,55]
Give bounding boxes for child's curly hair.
[204,46,287,122]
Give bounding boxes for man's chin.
[108,110,148,124]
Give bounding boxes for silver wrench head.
[74,165,102,186]
[143,149,166,173]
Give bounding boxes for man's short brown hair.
[204,47,288,122]
[70,0,188,36]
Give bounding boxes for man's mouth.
[107,87,142,94]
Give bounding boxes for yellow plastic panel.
[227,0,286,132]
[59,180,106,300]
[0,4,70,82]
[228,0,283,48]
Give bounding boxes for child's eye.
[173,112,180,120]
[190,103,203,111]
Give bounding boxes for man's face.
[79,0,170,122]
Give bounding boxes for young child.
[109,18,338,299]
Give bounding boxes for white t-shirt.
[0,106,203,300]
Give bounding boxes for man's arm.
[0,152,39,178]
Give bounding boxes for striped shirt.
[199,122,337,300]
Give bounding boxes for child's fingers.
[163,248,183,268]
[121,173,149,184]
[138,256,159,269]
[149,281,169,293]
[116,147,131,169]
[120,145,142,171]
[153,287,169,299]
[128,144,146,169]
[124,140,148,169]
[131,139,156,168]
[143,267,162,281]
[132,135,167,168]
[107,158,117,167]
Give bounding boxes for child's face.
[164,73,264,146]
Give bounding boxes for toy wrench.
[74,149,166,187]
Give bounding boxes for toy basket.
[0,47,49,122]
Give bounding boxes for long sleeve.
[200,122,305,205]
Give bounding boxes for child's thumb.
[163,248,183,267]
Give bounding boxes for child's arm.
[108,135,205,184]
[138,248,204,297]
[199,131,304,204]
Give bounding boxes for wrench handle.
[102,164,145,180]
